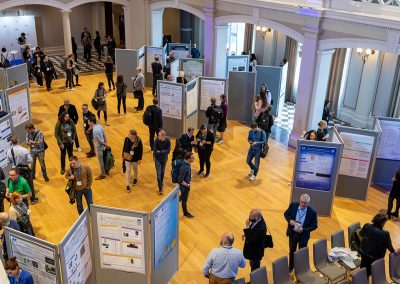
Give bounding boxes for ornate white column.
[61,10,73,56]
[151,9,164,47]
[123,5,132,49]
[203,6,215,76]
[213,25,229,78]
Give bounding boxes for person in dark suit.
[144,98,163,151]
[58,99,81,152]
[151,56,163,97]
[243,208,267,271]
[284,194,318,271]
[388,170,400,219]
[195,124,215,178]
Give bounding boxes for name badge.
[76,181,82,186]
[47,68,50,71]
[67,132,72,137]
[130,151,134,155]
[83,123,87,128]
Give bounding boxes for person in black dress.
[316,120,329,141]
[388,170,400,219]
[217,95,228,144]
[195,124,215,178]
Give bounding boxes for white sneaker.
[248,169,254,177]
[77,147,82,152]
[249,175,256,181]
[217,140,224,144]
[70,88,75,91]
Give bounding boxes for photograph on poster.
[200,80,225,110]
[339,132,374,179]
[8,88,30,127]
[186,80,198,117]
[376,120,400,161]
[97,212,145,274]
[9,234,57,284]
[182,60,203,81]
[226,56,249,75]
[146,47,163,73]
[295,145,336,191]
[153,193,179,269]
[159,83,183,119]
[0,119,12,169]
[170,45,190,59]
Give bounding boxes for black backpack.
[1,53,10,68]
[143,108,153,126]
[210,105,222,123]
[0,182,6,199]
[257,111,270,132]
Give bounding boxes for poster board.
[115,49,138,93]
[0,114,13,177]
[169,43,190,59]
[151,187,179,284]
[6,63,29,87]
[226,55,249,77]
[4,227,62,284]
[138,46,145,73]
[199,78,226,111]
[90,205,150,284]
[170,60,180,83]
[59,209,96,284]
[146,46,164,74]
[186,78,199,118]
[163,44,168,66]
[181,59,204,81]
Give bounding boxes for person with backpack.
[205,97,222,140]
[151,56,163,97]
[153,130,171,194]
[25,123,49,182]
[246,123,266,181]
[217,94,228,145]
[122,130,143,193]
[0,47,11,68]
[256,104,274,144]
[196,124,215,178]
[143,98,163,150]
[178,152,195,218]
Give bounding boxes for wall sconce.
[356,48,375,63]
[255,25,271,39]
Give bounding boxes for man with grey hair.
[284,194,318,271]
[133,66,145,111]
[203,232,246,283]
[0,212,21,260]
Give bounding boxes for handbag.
[261,144,269,158]
[264,227,274,248]
[123,138,134,160]
[91,98,99,110]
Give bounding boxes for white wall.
[253,29,287,66]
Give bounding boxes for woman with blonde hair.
[176,70,188,84]
[9,192,35,236]
[122,130,143,193]
[316,120,329,141]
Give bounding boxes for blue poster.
[295,145,336,191]
[153,192,179,269]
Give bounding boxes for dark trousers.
[45,74,52,90]
[31,151,47,178]
[19,167,36,203]
[85,131,95,154]
[76,188,93,215]
[73,51,77,62]
[97,111,108,122]
[36,74,43,86]
[84,47,91,62]
[179,186,190,214]
[73,74,79,85]
[66,71,73,89]
[247,149,261,176]
[288,234,308,271]
[155,158,167,189]
[360,253,375,277]
[250,260,261,272]
[0,198,4,213]
[75,134,80,148]
[388,196,400,217]
[152,76,158,95]
[198,150,211,174]
[106,72,115,89]
[149,127,158,150]
[60,142,74,170]
[96,47,101,60]
[117,96,126,114]
[135,91,144,109]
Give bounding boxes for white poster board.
[159,82,183,119]
[146,47,163,73]
[279,63,288,114]
[170,60,180,82]
[376,119,400,161]
[96,212,146,274]
[226,55,249,76]
[200,79,225,110]
[182,60,203,81]
[186,79,199,117]
[138,47,145,72]
[0,119,12,169]
[170,44,190,59]
[8,87,30,127]
[339,132,374,179]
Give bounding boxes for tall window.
[226,23,246,55]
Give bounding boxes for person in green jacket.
[6,167,32,208]
[55,111,76,174]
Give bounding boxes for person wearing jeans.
[178,152,195,218]
[25,123,49,182]
[89,117,107,180]
[65,156,93,215]
[246,123,266,181]
[55,112,76,175]
[153,130,171,194]
[82,104,96,158]
[133,67,145,111]
[122,130,143,193]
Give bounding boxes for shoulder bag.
[32,130,48,151]
[123,138,134,160]
[264,227,274,248]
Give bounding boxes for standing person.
[322,100,335,124]
[178,127,197,153]
[388,170,400,219]
[163,51,175,79]
[22,46,32,79]
[249,54,257,72]
[94,31,102,61]
[94,82,109,126]
[191,44,201,59]
[253,93,267,121]
[259,84,272,105]
[133,67,145,111]
[72,37,78,61]
[6,168,32,208]
[0,212,21,261]
[116,75,127,115]
[32,47,45,61]
[55,112,76,175]
[103,56,115,90]
[106,35,116,62]
[205,97,222,140]
[0,47,10,68]
[284,194,318,272]
[25,123,49,182]
[359,213,399,276]
[256,104,274,144]
[65,54,74,91]
[144,98,163,150]
[58,99,81,152]
[246,123,266,181]
[217,94,228,144]
[122,130,143,192]
[5,256,34,284]
[243,209,267,271]
[80,27,92,44]
[9,192,34,236]
[65,156,93,215]
[88,117,107,180]
[153,130,171,194]
[151,56,163,96]
[196,124,215,178]
[32,56,43,88]
[178,152,195,218]
[70,54,81,87]
[82,32,92,63]
[176,71,188,84]
[41,55,55,91]
[18,32,27,45]
[0,167,5,213]
[316,120,329,141]
[82,104,96,158]
[203,232,246,283]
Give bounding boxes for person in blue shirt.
[203,232,246,283]
[191,44,201,59]
[5,256,34,284]
[247,122,266,181]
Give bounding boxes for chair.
[389,252,400,283]
[352,268,368,284]
[331,230,345,248]
[233,278,246,284]
[371,258,389,284]
[294,247,328,284]
[313,239,346,283]
[250,266,268,284]
[272,256,295,284]
[347,222,361,249]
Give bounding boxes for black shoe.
[197,170,204,175]
[126,186,131,193]
[30,198,39,205]
[60,169,66,175]
[86,151,92,155]
[204,172,210,178]
[393,213,399,218]
[133,179,137,186]
[32,176,36,180]
[44,176,49,182]
[184,213,194,218]
[86,153,96,158]
[159,186,163,195]
[136,108,143,111]
[76,84,81,86]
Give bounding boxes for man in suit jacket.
[58,98,81,152]
[243,208,267,271]
[145,98,163,151]
[284,194,318,271]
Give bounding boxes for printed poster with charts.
[186,80,198,117]
[8,87,30,127]
[376,119,400,161]
[0,119,12,169]
[200,80,225,110]
[339,132,374,179]
[97,212,145,274]
[159,83,182,119]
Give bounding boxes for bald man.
[58,98,81,152]
[133,67,145,111]
[243,208,267,271]
[203,232,246,283]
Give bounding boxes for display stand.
[170,60,180,82]
[371,117,400,190]
[4,227,62,284]
[290,138,344,216]
[90,205,150,284]
[225,55,250,78]
[145,46,164,88]
[169,43,191,59]
[138,46,146,75]
[0,113,13,179]
[150,187,179,284]
[115,48,138,93]
[6,63,29,88]
[227,71,256,123]
[0,69,7,90]
[185,78,199,130]
[181,59,204,82]
[335,126,380,200]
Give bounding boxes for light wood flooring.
[5,73,400,283]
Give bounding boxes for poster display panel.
[226,56,249,76]
[146,47,163,73]
[182,60,203,81]
[170,60,180,82]
[186,79,198,117]
[376,119,400,161]
[170,44,190,59]
[200,79,225,110]
[339,132,374,179]
[0,118,12,169]
[159,82,183,119]
[96,212,145,274]
[163,44,168,65]
[8,87,29,127]
[295,145,336,191]
[138,47,145,73]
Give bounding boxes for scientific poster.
[0,119,12,168]
[8,88,30,127]
[200,80,225,110]
[182,60,203,81]
[226,56,249,76]
[170,60,180,82]
[170,44,190,59]
[138,47,145,73]
[339,132,374,179]
[159,83,183,119]
[295,145,337,191]
[60,213,92,284]
[376,119,400,161]
[97,212,145,274]
[186,80,198,117]
[9,233,57,284]
[146,47,163,73]
[153,193,178,269]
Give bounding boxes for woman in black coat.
[122,129,143,193]
[195,124,215,178]
[388,170,400,219]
